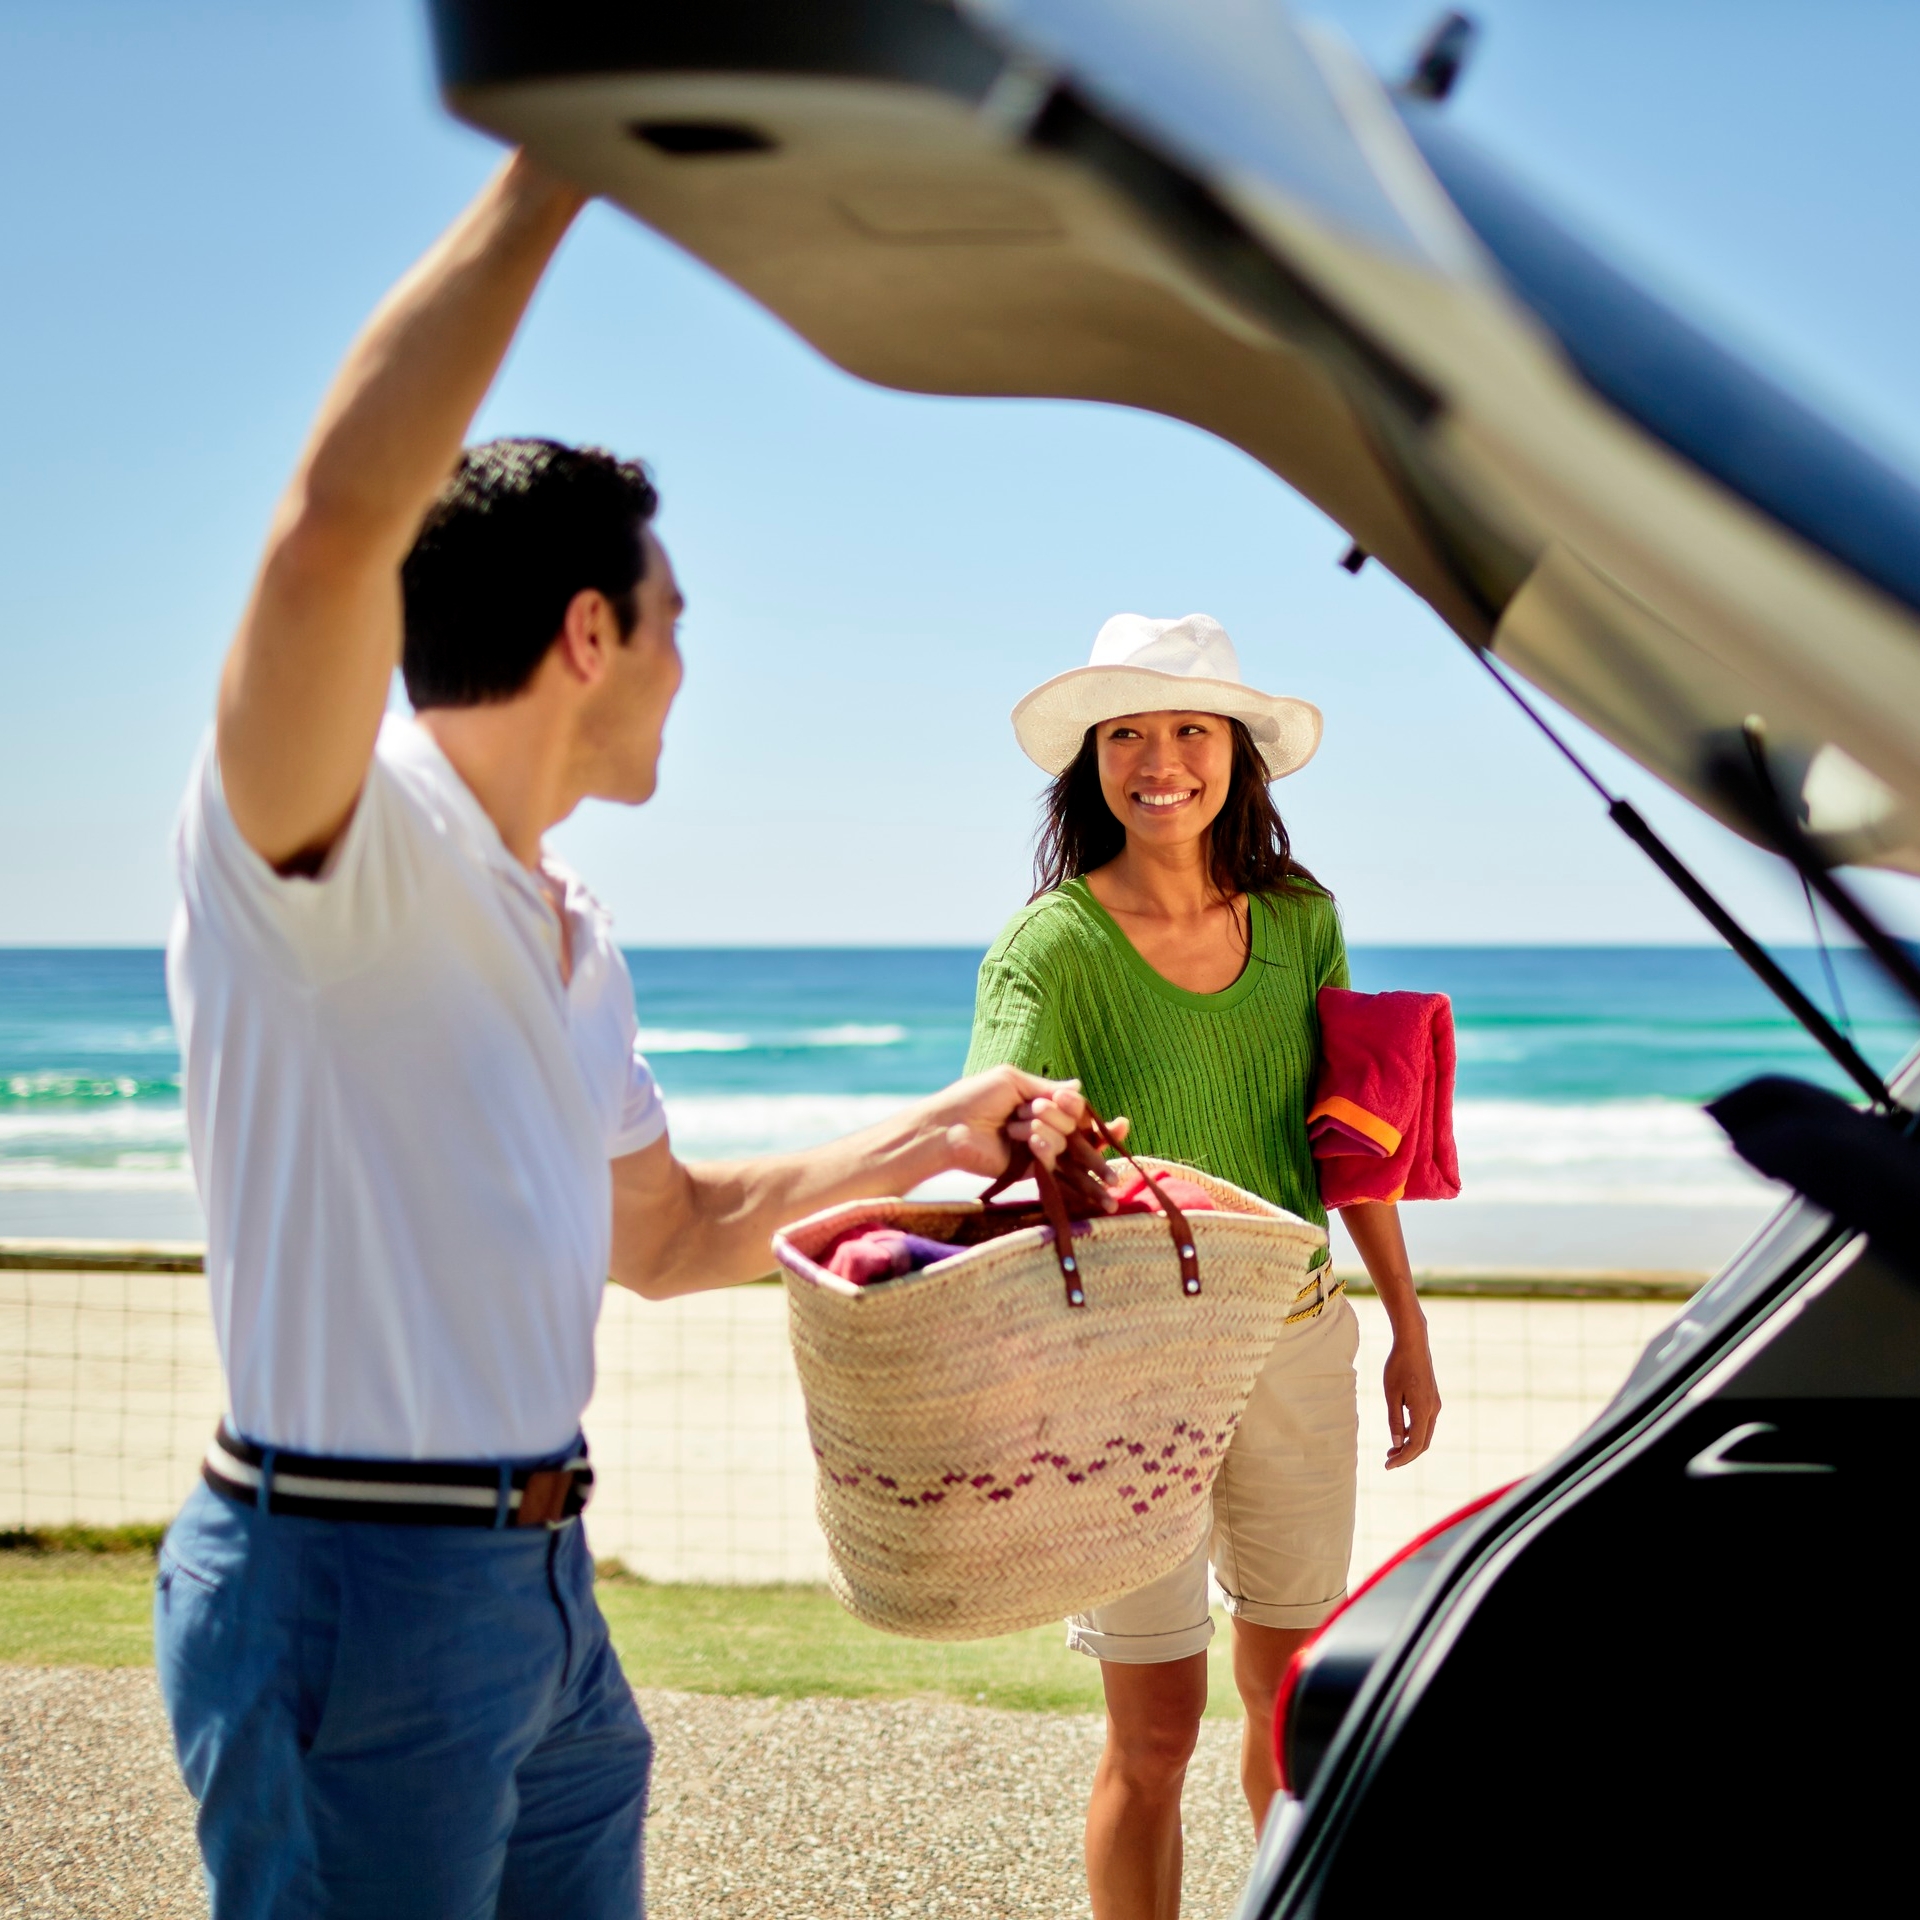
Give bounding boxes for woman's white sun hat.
[1011,613,1323,779]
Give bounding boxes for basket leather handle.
[1085,1111,1203,1300]
[982,1102,1202,1309]
[1029,1146,1090,1309]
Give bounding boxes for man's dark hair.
[400,438,659,708]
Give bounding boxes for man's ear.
[554,588,618,687]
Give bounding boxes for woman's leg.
[1231,1618,1314,1830]
[1211,1292,1363,1832]
[1085,1650,1208,1920]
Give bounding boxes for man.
[158,153,1094,1918]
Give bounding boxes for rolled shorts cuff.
[1220,1586,1348,1632]
[1065,1614,1216,1665]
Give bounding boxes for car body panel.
[1241,1142,1920,1915]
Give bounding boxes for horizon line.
[0,939,1894,956]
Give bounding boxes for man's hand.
[217,153,585,871]
[914,1068,1127,1214]
[913,1067,1113,1182]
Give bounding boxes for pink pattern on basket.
[817,1416,1231,1511]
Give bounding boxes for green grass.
[0,1523,168,1554]
[0,1545,1239,1715]
[0,1548,160,1666]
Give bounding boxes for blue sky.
[3,0,1919,945]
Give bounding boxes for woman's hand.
[1338,1201,1442,1468]
[1382,1327,1441,1469]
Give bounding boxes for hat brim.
[1010,666,1323,779]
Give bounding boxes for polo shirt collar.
[381,716,530,884]
[381,716,614,974]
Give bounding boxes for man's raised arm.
[216,155,584,871]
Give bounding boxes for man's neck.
[417,702,580,870]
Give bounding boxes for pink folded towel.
[1309,988,1461,1206]
[825,1227,969,1286]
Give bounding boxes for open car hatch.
[429,0,1920,875]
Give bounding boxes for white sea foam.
[1455,1098,1734,1164]
[0,1107,186,1145]
[634,1024,909,1055]
[664,1094,1777,1207]
[1452,1099,1778,1207]
[796,1024,908,1048]
[5,1071,174,1100]
[634,1029,752,1054]
[0,1161,194,1191]
[662,1094,909,1160]
[0,1092,1781,1211]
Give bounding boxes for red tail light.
[1272,1483,1517,1791]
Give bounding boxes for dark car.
[425,2,1920,1908]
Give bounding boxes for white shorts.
[1066,1276,1360,1664]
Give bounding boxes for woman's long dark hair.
[1031,717,1327,906]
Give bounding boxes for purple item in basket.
[825,1227,970,1287]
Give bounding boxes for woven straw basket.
[774,1159,1327,1640]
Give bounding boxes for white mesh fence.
[2,1261,1684,1585]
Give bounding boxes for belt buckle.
[1286,1270,1331,1324]
[515,1468,574,1528]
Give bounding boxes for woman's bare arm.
[1341,1201,1442,1468]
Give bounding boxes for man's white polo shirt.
[167,715,667,1461]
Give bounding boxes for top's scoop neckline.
[1061,877,1273,1013]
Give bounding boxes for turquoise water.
[1,945,1913,1243]
[622,945,1917,1104]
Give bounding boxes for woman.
[966,613,1441,1920]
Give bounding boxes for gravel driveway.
[0,1669,1255,1917]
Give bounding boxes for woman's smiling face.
[1094,710,1234,851]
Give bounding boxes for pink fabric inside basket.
[823,1227,970,1286]
[817,1174,1218,1287]
[1109,1173,1216,1217]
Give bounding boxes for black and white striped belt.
[202,1423,593,1529]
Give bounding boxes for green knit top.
[965,877,1348,1232]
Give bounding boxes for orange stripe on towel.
[1307,1095,1403,1157]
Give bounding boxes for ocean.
[2,946,1914,1267]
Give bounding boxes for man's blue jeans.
[155,1479,652,1918]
